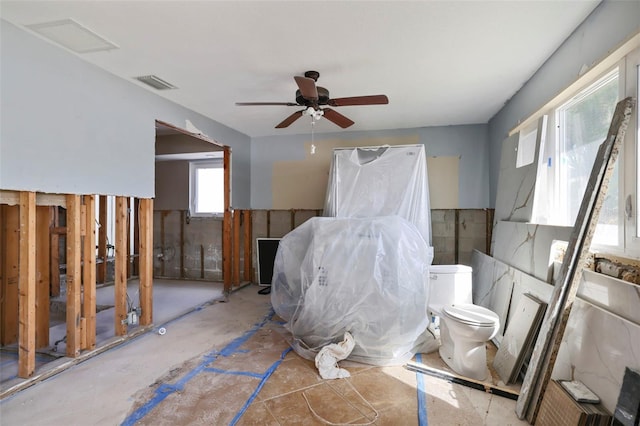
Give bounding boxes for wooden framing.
[138,198,153,326]
[50,207,61,296]
[222,146,232,293]
[35,206,51,348]
[97,195,107,283]
[82,195,96,350]
[65,194,82,358]
[232,209,241,286]
[180,210,185,278]
[242,210,252,282]
[18,191,36,378]
[0,206,4,344]
[516,97,634,423]
[1,204,19,345]
[114,196,128,336]
[133,198,140,276]
[126,197,131,278]
[0,190,157,383]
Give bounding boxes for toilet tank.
[428,264,473,315]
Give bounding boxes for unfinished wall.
[0,21,251,207]
[153,211,224,281]
[431,209,492,265]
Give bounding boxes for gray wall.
[487,0,640,207]
[250,124,489,209]
[0,20,251,207]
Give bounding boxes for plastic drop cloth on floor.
[271,216,434,366]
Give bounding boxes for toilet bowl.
[429,265,500,381]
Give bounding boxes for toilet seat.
[442,304,499,327]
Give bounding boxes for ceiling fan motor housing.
[296,87,330,106]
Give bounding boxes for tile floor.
[1,284,528,425]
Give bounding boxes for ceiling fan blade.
[294,76,318,101]
[275,110,304,128]
[322,108,355,129]
[327,95,389,107]
[236,102,299,106]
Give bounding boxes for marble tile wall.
[472,250,553,345]
[473,249,640,413]
[493,119,545,224]
[577,270,640,325]
[553,298,640,413]
[492,221,572,282]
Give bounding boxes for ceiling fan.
[236,71,389,129]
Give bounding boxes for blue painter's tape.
[120,309,276,426]
[203,367,264,379]
[229,347,292,426]
[415,353,429,426]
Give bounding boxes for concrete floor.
[0,284,528,425]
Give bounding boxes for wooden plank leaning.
[515,97,635,423]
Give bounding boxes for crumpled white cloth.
[314,332,355,379]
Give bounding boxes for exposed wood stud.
[65,195,82,358]
[0,206,4,343]
[35,206,51,348]
[50,207,60,297]
[454,209,460,264]
[133,198,140,276]
[486,209,494,255]
[180,210,185,279]
[242,210,252,282]
[126,197,131,279]
[160,211,167,277]
[138,198,153,326]
[80,317,87,350]
[266,210,271,238]
[83,195,96,350]
[80,204,87,237]
[233,209,241,286]
[222,147,232,293]
[114,196,128,336]
[97,195,107,284]
[1,205,19,345]
[18,191,36,378]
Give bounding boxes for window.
[189,159,224,216]
[534,69,619,229]
[532,45,640,256]
[556,69,620,243]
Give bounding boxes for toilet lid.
[442,304,499,327]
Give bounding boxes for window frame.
[189,158,225,218]
[530,46,640,258]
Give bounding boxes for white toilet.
[428,264,500,381]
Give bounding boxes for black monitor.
[256,238,281,286]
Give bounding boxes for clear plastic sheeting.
[324,145,432,245]
[271,216,433,366]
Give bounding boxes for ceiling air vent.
[26,18,119,53]
[135,75,177,90]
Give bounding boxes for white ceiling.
[1,1,601,138]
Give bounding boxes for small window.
[190,159,224,216]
